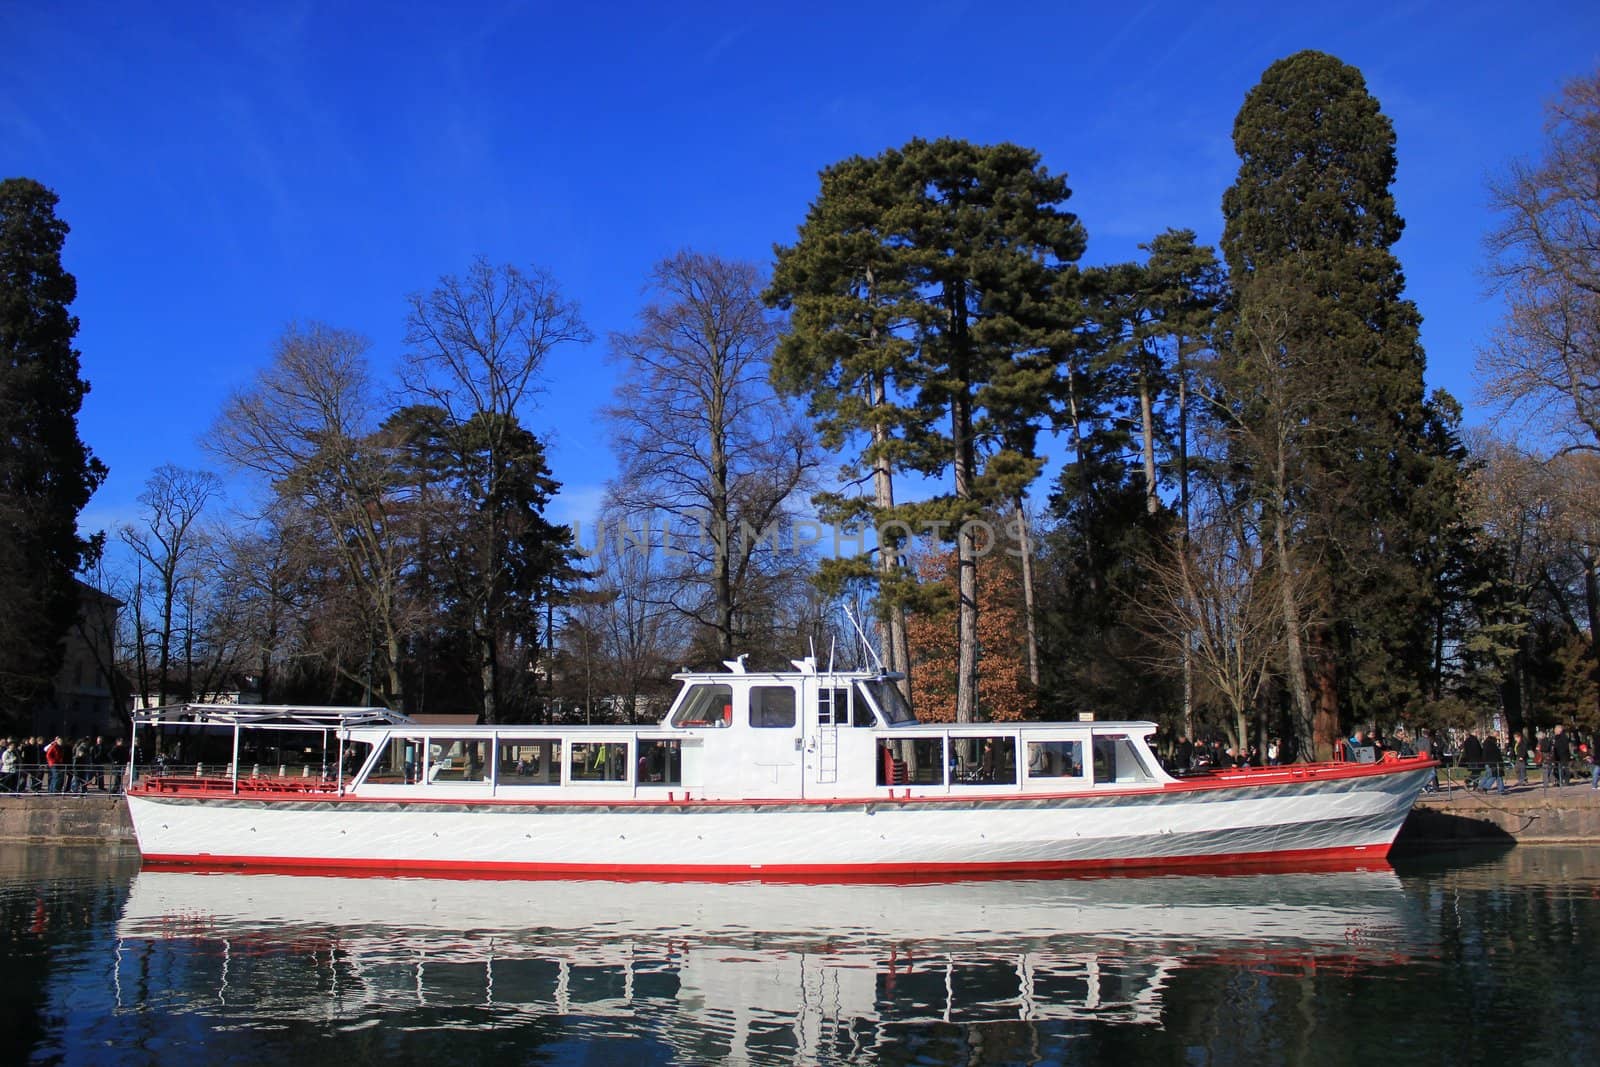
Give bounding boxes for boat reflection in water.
[115,866,1432,1059]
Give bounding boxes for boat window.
[427,738,490,783]
[636,740,682,786]
[876,737,946,786]
[1093,734,1156,784]
[1026,740,1085,780]
[237,729,333,776]
[359,738,411,784]
[817,687,851,726]
[670,684,734,728]
[857,680,914,725]
[750,685,797,728]
[498,739,562,786]
[570,741,630,783]
[952,736,1017,785]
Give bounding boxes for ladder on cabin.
[815,686,840,784]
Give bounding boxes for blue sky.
[3,1,1598,542]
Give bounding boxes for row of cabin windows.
[876,735,1154,787]
[357,738,684,787]
[669,685,876,730]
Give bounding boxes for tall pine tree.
[1219,52,1466,755]
[767,150,926,690]
[0,178,106,727]
[771,139,1085,721]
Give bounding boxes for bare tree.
[563,507,686,722]
[1200,299,1330,753]
[402,257,590,424]
[117,465,221,704]
[606,251,820,664]
[1132,506,1290,757]
[1481,68,1600,451]
[208,323,415,707]
[204,518,304,702]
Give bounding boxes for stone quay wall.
[0,795,134,844]
[1399,784,1600,847]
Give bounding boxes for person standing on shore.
[87,736,104,792]
[1415,729,1438,792]
[43,737,64,794]
[1514,729,1532,786]
[1461,732,1483,790]
[19,737,41,791]
[1482,733,1507,794]
[70,737,89,793]
[1553,726,1572,787]
[0,740,16,792]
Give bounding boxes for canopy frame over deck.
[131,703,414,795]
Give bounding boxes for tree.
[905,542,1031,722]
[0,178,106,725]
[606,251,819,665]
[386,405,578,721]
[205,521,300,703]
[770,139,1085,721]
[209,323,416,708]
[1037,407,1176,722]
[767,151,927,690]
[402,259,590,722]
[118,465,221,705]
[1131,504,1289,759]
[1219,51,1467,756]
[560,504,686,723]
[1481,68,1600,451]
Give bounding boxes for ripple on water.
[4,845,1600,1064]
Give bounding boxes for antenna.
[841,603,885,672]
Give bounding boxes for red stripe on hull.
[139,842,1393,883]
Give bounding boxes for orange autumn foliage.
[905,548,1032,722]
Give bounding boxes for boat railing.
[139,773,338,796]
[1169,751,1434,780]
[130,760,340,796]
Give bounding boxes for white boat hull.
[128,765,1431,876]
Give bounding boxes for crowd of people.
[1430,724,1599,794]
[0,735,127,794]
[1158,724,1600,793]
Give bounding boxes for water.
[3,844,1598,1065]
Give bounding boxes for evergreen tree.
[384,404,578,721]
[767,150,925,690]
[1035,233,1219,724]
[0,178,106,725]
[771,139,1085,720]
[1219,51,1467,754]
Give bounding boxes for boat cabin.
[131,658,1172,803]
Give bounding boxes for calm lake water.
[3,843,1597,1065]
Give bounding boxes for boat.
[123,657,1435,877]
